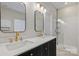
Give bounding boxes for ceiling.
[52,2,78,9]
[1,2,78,12]
[40,2,78,9]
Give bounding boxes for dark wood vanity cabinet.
[18,46,41,56]
[18,38,56,56]
[41,42,49,56]
[48,38,56,56]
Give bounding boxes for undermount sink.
[5,37,44,51]
[25,37,43,43]
[6,40,34,51]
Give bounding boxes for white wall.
[0,2,56,42]
[77,4,79,53]
[39,3,56,36]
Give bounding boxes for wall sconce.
[36,3,40,8]
[36,3,47,13]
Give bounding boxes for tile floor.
[57,48,78,56]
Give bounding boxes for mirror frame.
[0,2,26,33]
[34,10,44,32]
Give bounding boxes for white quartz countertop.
[0,35,56,56]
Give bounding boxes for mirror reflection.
[0,2,26,32]
[34,10,44,32]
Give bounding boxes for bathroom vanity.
[0,2,56,56]
[18,37,56,56]
[0,36,56,56]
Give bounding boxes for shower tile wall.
[58,4,78,53]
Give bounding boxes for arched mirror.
[34,10,44,32]
[0,2,26,33]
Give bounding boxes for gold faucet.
[15,32,20,42]
[9,32,20,43]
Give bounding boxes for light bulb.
[36,3,40,8]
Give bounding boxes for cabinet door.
[41,43,49,56]
[18,46,41,56]
[32,46,41,56]
[18,51,33,56]
[48,38,56,56]
[18,51,31,56]
[18,38,56,56]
